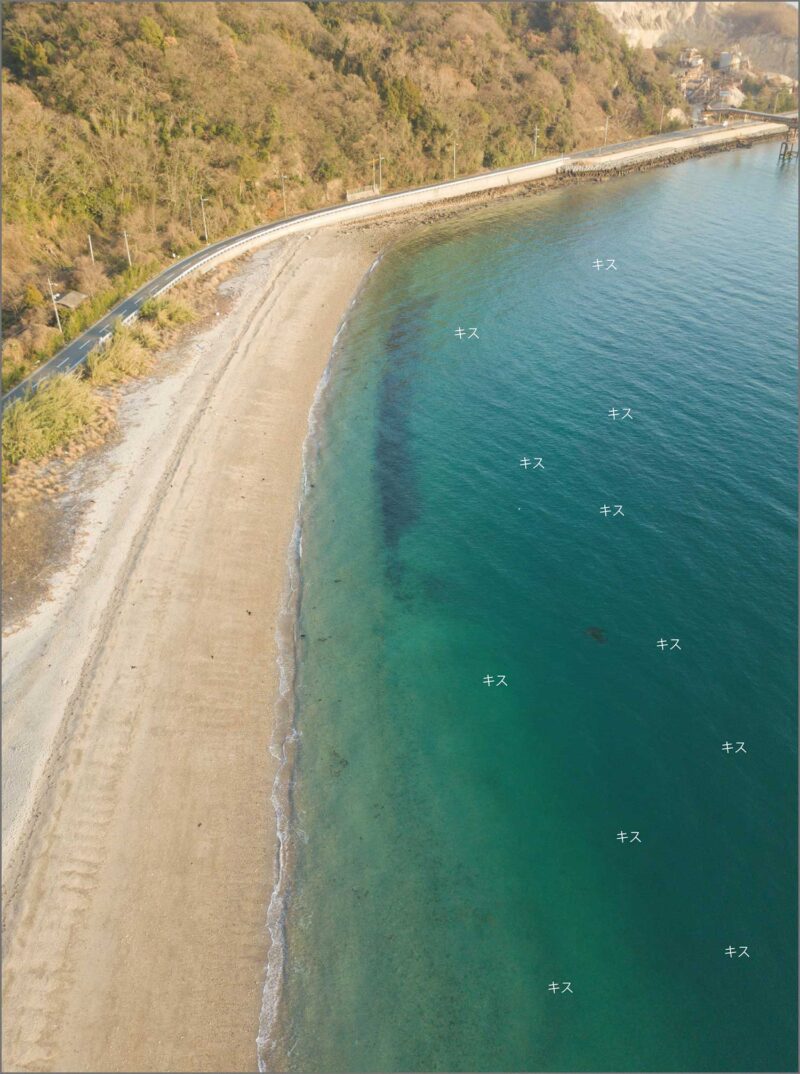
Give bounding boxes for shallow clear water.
[273,143,798,1073]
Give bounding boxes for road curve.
[2,119,785,411]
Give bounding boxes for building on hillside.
[685,76,712,103]
[725,58,751,84]
[679,47,704,69]
[55,290,88,310]
[718,50,742,73]
[716,83,746,107]
[678,47,700,68]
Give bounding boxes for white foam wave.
[256,252,383,1072]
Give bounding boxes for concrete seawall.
[2,120,787,408]
[563,121,786,173]
[198,121,786,273]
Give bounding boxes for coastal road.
[2,119,783,411]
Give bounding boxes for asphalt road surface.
[2,120,777,411]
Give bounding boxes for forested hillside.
[2,1,683,387]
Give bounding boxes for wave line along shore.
[1,126,788,1073]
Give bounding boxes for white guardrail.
[148,153,572,283]
[11,155,571,379]
[3,119,786,406]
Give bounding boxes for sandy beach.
[1,124,786,1073]
[2,227,388,1073]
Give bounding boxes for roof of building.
[55,290,88,310]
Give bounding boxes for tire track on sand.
[2,237,308,1072]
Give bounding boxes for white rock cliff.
[596,2,798,79]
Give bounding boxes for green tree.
[23,282,45,308]
[312,158,337,183]
[138,15,164,50]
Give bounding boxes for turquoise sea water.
[266,142,798,1073]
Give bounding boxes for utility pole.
[659,103,666,133]
[123,229,132,268]
[47,276,62,334]
[450,142,458,179]
[533,125,539,160]
[280,174,288,217]
[88,233,95,264]
[200,196,209,243]
[603,115,610,147]
[188,199,194,232]
[371,158,377,191]
[378,154,385,193]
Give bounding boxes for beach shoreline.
[1,227,390,1073]
[1,130,788,1073]
[255,248,389,1074]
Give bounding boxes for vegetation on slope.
[2,1,683,387]
[2,296,194,477]
[740,75,797,115]
[723,2,798,41]
[2,373,99,468]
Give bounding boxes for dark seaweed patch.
[375,302,432,575]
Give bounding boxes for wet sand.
[1,125,784,1073]
[2,229,384,1073]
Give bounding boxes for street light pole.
[200,196,209,243]
[659,103,665,133]
[123,229,132,267]
[280,174,288,217]
[533,125,538,160]
[603,115,610,147]
[378,154,385,193]
[47,276,62,334]
[450,142,458,179]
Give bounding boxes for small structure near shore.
[55,290,88,310]
[345,184,379,203]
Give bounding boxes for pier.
[705,107,798,160]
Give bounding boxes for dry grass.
[139,296,195,329]
[2,280,206,483]
[86,324,154,385]
[2,374,98,468]
[131,321,162,349]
